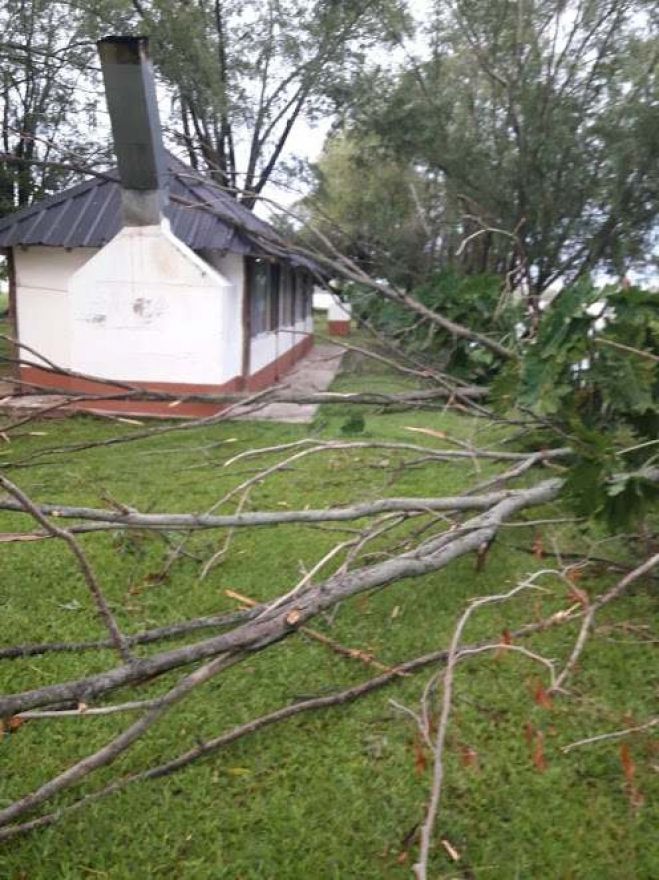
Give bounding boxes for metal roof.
[0,153,316,270]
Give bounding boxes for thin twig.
[562,718,659,753]
[0,475,133,664]
[551,552,659,693]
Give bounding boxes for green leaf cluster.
[351,270,521,382]
[497,281,659,527]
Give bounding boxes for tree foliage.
[497,281,659,526]
[298,132,439,287]
[0,0,106,216]
[320,0,659,292]
[85,0,408,205]
[349,269,521,380]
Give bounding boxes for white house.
[0,36,315,418]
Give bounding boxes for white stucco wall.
[199,249,244,380]
[250,315,312,375]
[68,224,234,385]
[14,246,99,369]
[312,288,334,311]
[14,237,309,389]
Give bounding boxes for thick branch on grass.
[2,363,488,410]
[0,478,565,533]
[0,478,562,718]
[0,606,260,661]
[0,651,244,828]
[0,598,584,841]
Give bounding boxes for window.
[248,259,311,336]
[303,274,313,320]
[249,259,269,336]
[269,264,280,332]
[249,259,282,337]
[294,270,311,322]
[280,265,294,327]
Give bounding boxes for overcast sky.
[260,0,431,215]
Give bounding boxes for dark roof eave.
[0,152,324,276]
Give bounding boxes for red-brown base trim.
[19,335,315,419]
[327,320,350,336]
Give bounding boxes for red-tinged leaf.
[495,627,513,659]
[7,715,25,732]
[533,680,554,710]
[532,531,545,559]
[413,734,428,776]
[567,583,589,608]
[620,742,635,786]
[620,743,645,810]
[459,743,479,770]
[523,721,535,747]
[533,731,548,772]
[396,850,409,865]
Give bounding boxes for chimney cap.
[97,35,151,64]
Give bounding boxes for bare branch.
[562,718,659,753]
[0,475,133,663]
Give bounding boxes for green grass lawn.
[0,346,657,879]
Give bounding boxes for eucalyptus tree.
[347,0,659,295]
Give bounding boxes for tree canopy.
[302,0,659,293]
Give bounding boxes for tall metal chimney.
[97,36,168,226]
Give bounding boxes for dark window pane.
[269,264,280,331]
[250,259,269,336]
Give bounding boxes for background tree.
[297,131,441,288]
[0,0,106,216]
[316,0,659,297]
[83,0,409,205]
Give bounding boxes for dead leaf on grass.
[441,838,461,861]
[533,730,548,772]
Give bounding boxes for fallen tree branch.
[0,479,562,718]
[551,552,659,693]
[0,477,566,533]
[414,574,556,879]
[0,475,133,664]
[562,717,659,753]
[0,606,260,661]
[0,597,583,842]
